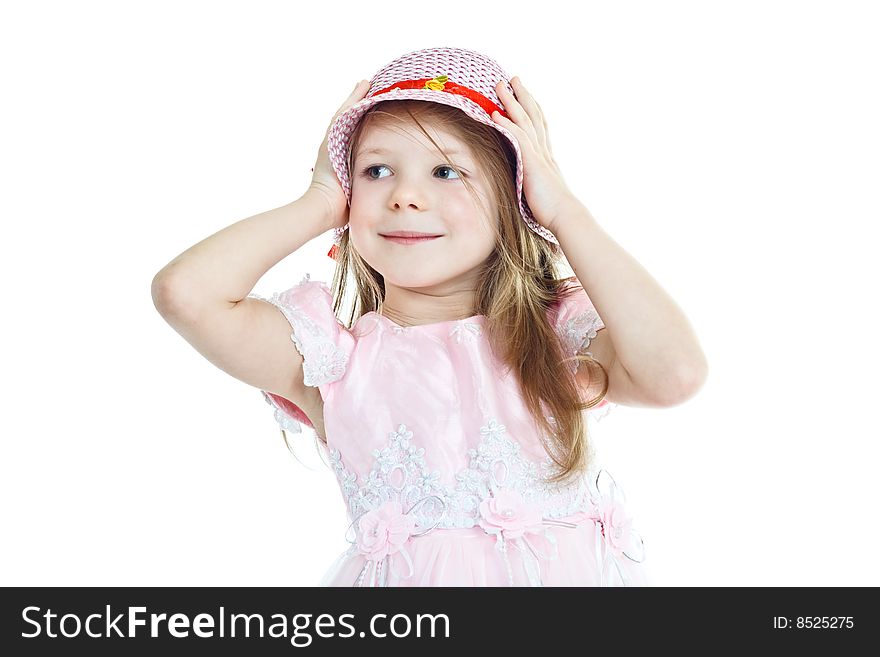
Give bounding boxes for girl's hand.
[491,77,580,236]
[309,80,371,229]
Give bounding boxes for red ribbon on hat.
[326,75,509,261]
[372,75,509,121]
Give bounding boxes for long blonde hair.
[291,99,610,487]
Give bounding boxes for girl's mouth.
[380,235,443,245]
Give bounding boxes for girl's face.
[348,121,497,290]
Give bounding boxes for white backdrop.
[2,0,877,586]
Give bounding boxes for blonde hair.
[274,99,608,487]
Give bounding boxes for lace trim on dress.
[248,273,349,434]
[555,304,603,374]
[247,272,349,387]
[553,297,618,421]
[260,390,304,435]
[326,417,645,587]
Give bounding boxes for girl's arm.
[151,189,334,313]
[553,199,708,406]
[150,190,337,414]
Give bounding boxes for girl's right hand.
[309,80,371,230]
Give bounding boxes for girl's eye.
[359,164,462,181]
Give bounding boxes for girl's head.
[320,47,608,486]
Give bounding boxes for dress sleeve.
[551,278,616,421]
[245,273,354,436]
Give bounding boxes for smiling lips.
[380,231,443,245]
[381,235,442,245]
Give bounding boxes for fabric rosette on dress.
[473,469,646,587]
[477,487,577,586]
[586,469,646,586]
[347,496,447,587]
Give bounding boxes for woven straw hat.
[325,46,559,258]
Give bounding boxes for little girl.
[153,46,707,587]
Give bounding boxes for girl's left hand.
[492,77,580,236]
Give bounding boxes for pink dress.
[248,273,652,587]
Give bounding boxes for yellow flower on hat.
[424,75,448,91]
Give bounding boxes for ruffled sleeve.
[246,272,354,437]
[551,278,616,421]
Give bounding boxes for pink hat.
[325,46,559,259]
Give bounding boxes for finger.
[510,77,547,147]
[351,79,369,95]
[491,110,538,160]
[513,78,555,160]
[490,109,521,137]
[337,80,369,113]
[535,101,552,154]
[496,80,535,132]
[349,79,368,95]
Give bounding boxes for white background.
[2,0,877,587]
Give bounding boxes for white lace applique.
[328,417,595,531]
[454,418,594,520]
[554,300,618,420]
[328,424,449,531]
[246,272,348,387]
[555,307,603,375]
[260,391,304,435]
[449,321,482,344]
